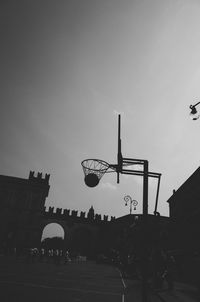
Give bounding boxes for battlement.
[29,171,50,184]
[43,206,115,222]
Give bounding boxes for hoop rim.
[81,158,110,172]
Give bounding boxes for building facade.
[0,171,169,258]
[167,167,200,252]
[0,171,50,250]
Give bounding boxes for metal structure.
[81,114,161,302]
[124,195,138,213]
[189,101,200,120]
[81,115,161,214]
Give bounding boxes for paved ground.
[156,282,199,302]
[0,256,199,302]
[0,257,124,302]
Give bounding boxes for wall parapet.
[43,206,115,222]
[29,171,50,184]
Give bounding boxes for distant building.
[0,170,170,258]
[167,167,200,252]
[0,171,50,251]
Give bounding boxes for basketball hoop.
[81,159,110,187]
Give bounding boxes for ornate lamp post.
[124,195,138,214]
[81,115,161,302]
[189,101,200,120]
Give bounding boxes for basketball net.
[81,159,110,181]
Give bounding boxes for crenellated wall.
[43,206,116,222]
[29,171,50,185]
[0,170,117,255]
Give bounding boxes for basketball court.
[0,258,125,302]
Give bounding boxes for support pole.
[117,115,122,183]
[154,174,161,215]
[142,160,148,302]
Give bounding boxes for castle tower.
[87,206,95,220]
[0,171,50,251]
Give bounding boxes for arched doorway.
[41,223,64,241]
[40,222,70,251]
[41,223,65,252]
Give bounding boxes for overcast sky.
[2,0,200,237]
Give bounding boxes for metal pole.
[193,101,200,107]
[117,115,122,183]
[154,174,161,215]
[142,160,148,302]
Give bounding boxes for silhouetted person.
[162,252,175,290]
[152,247,165,289]
[54,249,60,265]
[40,248,45,262]
[65,250,70,264]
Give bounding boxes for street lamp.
[189,102,200,120]
[124,195,138,214]
[81,115,161,302]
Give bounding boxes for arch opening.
[41,223,65,242]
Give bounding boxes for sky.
[2,0,200,237]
